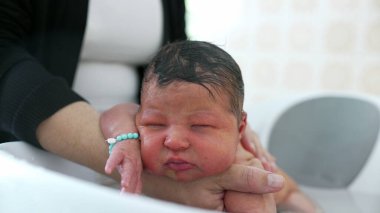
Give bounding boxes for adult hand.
[239,125,319,212]
[100,104,284,211]
[241,121,277,172]
[224,157,277,213]
[143,163,284,211]
[100,103,142,193]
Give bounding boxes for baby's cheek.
[201,141,238,175]
[202,152,235,176]
[140,140,161,174]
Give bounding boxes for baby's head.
[137,40,246,181]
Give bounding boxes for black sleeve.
[162,0,187,43]
[0,0,84,147]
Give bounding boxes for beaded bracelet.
[106,133,139,154]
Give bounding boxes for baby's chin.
[163,170,207,182]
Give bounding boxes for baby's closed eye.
[190,124,215,132]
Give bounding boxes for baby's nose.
[163,127,190,151]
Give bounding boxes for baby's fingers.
[119,156,143,194]
[105,151,124,174]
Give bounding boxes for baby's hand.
[100,103,142,194]
[105,140,142,193]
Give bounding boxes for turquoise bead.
[127,133,133,139]
[108,133,140,154]
[121,134,128,140]
[132,133,139,139]
[109,143,115,154]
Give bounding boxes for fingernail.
[267,173,284,188]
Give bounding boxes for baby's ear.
[238,111,247,137]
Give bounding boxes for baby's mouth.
[164,159,194,171]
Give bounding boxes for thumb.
[216,163,284,194]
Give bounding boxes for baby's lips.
[165,158,195,171]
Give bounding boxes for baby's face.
[137,81,246,181]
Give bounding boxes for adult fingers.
[224,190,276,213]
[217,163,284,194]
[241,135,277,172]
[253,131,276,163]
[247,128,277,172]
[241,132,257,156]
[259,151,277,172]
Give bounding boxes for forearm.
[36,101,110,175]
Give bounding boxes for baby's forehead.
[141,79,239,120]
[143,79,229,101]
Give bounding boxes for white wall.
[186,0,380,108]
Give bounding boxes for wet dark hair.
[142,40,244,119]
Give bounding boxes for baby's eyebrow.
[188,112,219,122]
[141,107,162,114]
[139,109,164,119]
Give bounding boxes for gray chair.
[248,93,380,213]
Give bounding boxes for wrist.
[106,132,140,154]
[100,103,139,138]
